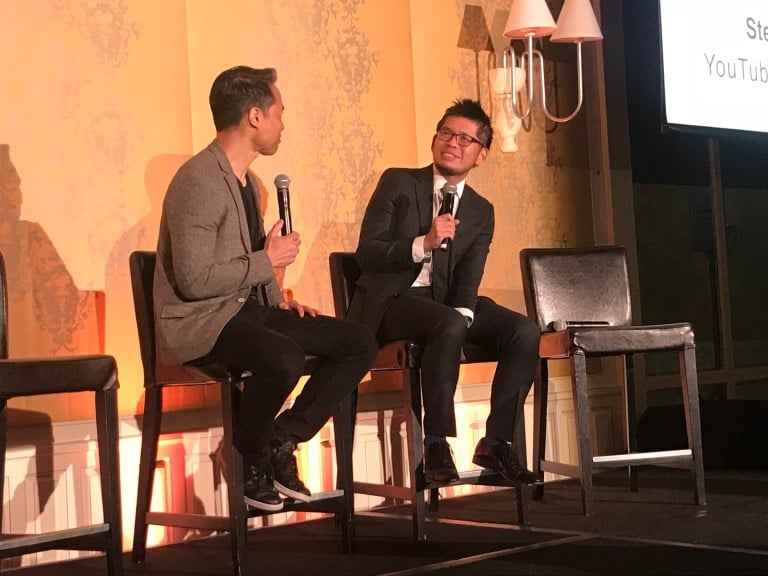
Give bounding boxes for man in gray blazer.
[154,66,377,511]
[349,100,539,485]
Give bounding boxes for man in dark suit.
[349,99,539,484]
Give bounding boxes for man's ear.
[473,146,489,167]
[247,106,262,128]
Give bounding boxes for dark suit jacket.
[349,165,494,331]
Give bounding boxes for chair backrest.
[520,245,632,331]
[0,253,7,359]
[129,250,241,388]
[129,251,160,387]
[329,252,362,319]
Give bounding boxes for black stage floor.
[6,468,768,575]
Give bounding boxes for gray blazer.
[153,140,283,366]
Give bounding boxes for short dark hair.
[435,99,493,149]
[209,66,277,131]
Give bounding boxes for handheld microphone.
[438,183,457,252]
[546,319,611,331]
[274,173,292,235]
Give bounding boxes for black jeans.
[200,298,378,463]
[377,293,539,440]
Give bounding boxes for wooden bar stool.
[129,251,355,576]
[0,252,123,574]
[520,245,706,515]
[329,251,530,541]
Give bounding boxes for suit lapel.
[455,184,477,224]
[415,166,434,234]
[208,141,252,252]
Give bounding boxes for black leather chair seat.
[0,355,118,396]
[569,323,695,355]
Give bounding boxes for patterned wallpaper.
[0,0,594,419]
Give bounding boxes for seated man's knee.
[346,321,379,365]
[263,346,306,387]
[512,316,541,354]
[520,316,540,343]
[433,308,468,344]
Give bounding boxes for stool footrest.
[146,489,349,530]
[592,449,693,467]
[145,512,229,532]
[0,524,111,557]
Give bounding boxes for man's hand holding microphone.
[424,183,459,253]
[263,173,317,317]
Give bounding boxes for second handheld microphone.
[274,173,292,235]
[438,183,457,252]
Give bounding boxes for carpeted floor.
[5,468,768,575]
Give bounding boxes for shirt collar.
[432,170,466,199]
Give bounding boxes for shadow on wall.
[0,408,55,570]
[296,170,382,315]
[0,144,98,358]
[0,144,110,567]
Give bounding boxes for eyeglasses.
[436,127,485,148]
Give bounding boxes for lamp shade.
[550,0,603,43]
[503,0,557,39]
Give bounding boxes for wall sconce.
[457,4,494,99]
[491,0,603,124]
[488,64,527,153]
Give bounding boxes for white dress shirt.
[410,172,473,325]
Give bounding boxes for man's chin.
[434,162,462,177]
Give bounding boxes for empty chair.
[329,251,529,541]
[129,251,355,576]
[0,252,123,574]
[520,245,706,515]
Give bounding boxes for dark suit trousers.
[200,298,378,463]
[377,293,540,441]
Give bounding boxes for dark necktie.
[431,187,450,303]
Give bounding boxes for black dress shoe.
[423,441,459,484]
[472,438,539,485]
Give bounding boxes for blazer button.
[236,297,246,303]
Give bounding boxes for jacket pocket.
[160,303,202,319]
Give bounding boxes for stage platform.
[6,468,767,575]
